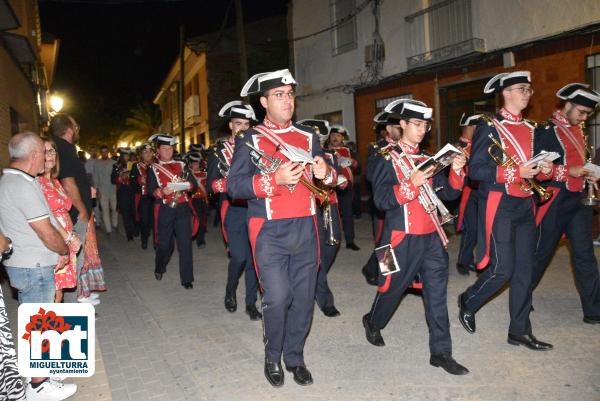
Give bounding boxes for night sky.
[39,0,289,147]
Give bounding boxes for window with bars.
[374,94,413,112]
[330,0,357,56]
[586,53,600,157]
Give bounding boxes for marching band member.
[207,100,261,320]
[298,118,343,317]
[457,71,554,350]
[455,113,482,275]
[228,69,336,387]
[111,148,138,241]
[362,99,469,375]
[187,151,209,248]
[327,125,360,251]
[533,83,600,324]
[130,143,155,249]
[362,101,425,286]
[147,134,197,289]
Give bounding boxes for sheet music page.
[278,143,315,164]
[522,151,560,167]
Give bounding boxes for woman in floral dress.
[38,137,81,303]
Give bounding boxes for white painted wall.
[475,0,600,51]
[291,0,600,135]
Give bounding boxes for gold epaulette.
[479,114,494,126]
[377,145,393,160]
[369,141,379,150]
[523,118,538,128]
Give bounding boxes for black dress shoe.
[141,241,148,250]
[154,272,163,281]
[583,315,600,324]
[361,266,378,286]
[362,314,385,346]
[224,294,237,313]
[430,354,469,375]
[182,282,193,289]
[507,334,553,351]
[346,242,360,251]
[246,304,262,321]
[322,306,341,317]
[458,293,475,333]
[197,241,206,249]
[264,357,284,387]
[285,365,313,386]
[456,263,470,275]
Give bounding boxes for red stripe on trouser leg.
[477,191,503,270]
[456,186,472,232]
[535,187,560,226]
[248,217,266,293]
[220,200,230,244]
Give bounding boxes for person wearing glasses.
[532,83,600,325]
[458,71,554,351]
[361,100,469,375]
[50,113,93,303]
[228,69,336,387]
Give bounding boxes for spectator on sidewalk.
[85,145,102,228]
[51,114,93,304]
[93,145,118,235]
[38,137,82,303]
[0,132,77,401]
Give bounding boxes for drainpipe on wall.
[434,73,441,150]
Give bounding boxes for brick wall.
[0,46,37,167]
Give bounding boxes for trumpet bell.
[582,196,600,206]
[439,213,456,226]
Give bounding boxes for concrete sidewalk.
[3,216,600,401]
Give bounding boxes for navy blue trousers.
[315,204,341,310]
[117,187,138,239]
[533,190,600,317]
[192,198,208,245]
[254,216,318,367]
[155,203,194,284]
[463,196,534,336]
[457,192,478,266]
[368,232,452,355]
[138,194,154,246]
[337,186,355,244]
[224,207,258,305]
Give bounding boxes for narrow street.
[5,217,598,401]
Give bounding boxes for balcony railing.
[405,0,485,69]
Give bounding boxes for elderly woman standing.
[38,137,82,303]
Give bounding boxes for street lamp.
[49,95,64,113]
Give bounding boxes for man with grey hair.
[0,132,78,401]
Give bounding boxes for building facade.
[291,0,600,172]
[153,47,210,153]
[0,0,58,166]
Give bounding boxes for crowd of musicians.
[100,68,600,386]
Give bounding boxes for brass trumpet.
[582,134,600,206]
[487,134,553,203]
[243,142,331,206]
